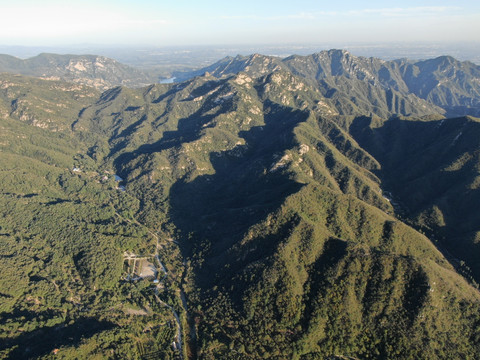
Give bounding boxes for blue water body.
[160,77,176,84]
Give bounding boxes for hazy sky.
[1,0,479,46]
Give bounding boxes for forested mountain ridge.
[0,50,480,359]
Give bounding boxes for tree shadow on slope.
[349,115,479,217]
[168,101,309,288]
[301,237,349,326]
[1,316,115,359]
[349,115,480,280]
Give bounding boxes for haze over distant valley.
[1,42,480,79]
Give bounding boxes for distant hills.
[1,50,480,359]
[0,53,159,90]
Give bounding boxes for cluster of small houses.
[122,253,182,354]
[123,252,160,282]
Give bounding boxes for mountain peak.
[327,48,351,56]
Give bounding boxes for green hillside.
[0,50,480,359]
[0,75,179,359]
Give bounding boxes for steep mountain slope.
[0,53,159,90]
[397,56,480,116]
[350,115,480,281]
[283,50,444,118]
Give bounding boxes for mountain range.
[0,50,480,359]
[176,49,480,118]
